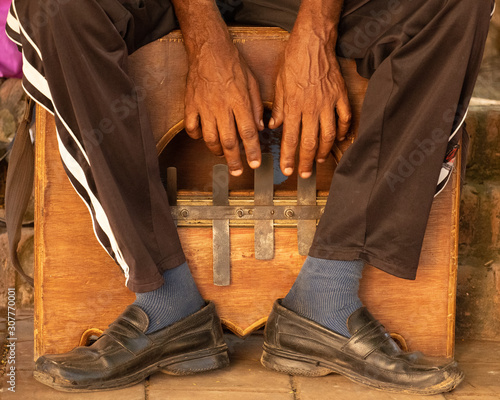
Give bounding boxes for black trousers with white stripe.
[6,0,494,291]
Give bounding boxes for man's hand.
[184,42,264,176]
[270,0,351,179]
[172,0,264,176]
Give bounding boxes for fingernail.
[317,158,326,164]
[249,160,260,169]
[269,118,275,127]
[301,172,312,179]
[259,120,264,129]
[230,169,243,177]
[284,167,293,176]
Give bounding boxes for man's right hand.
[172,0,263,176]
[184,39,264,176]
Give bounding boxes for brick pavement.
[1,313,499,400]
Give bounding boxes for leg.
[8,0,205,322]
[261,0,494,394]
[235,0,493,277]
[6,0,228,391]
[310,0,495,278]
[8,0,183,292]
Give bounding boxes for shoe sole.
[33,347,230,392]
[261,348,465,396]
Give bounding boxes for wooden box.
[34,28,460,360]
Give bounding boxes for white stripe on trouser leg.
[11,0,43,60]
[5,30,22,47]
[448,107,469,142]
[14,3,131,284]
[56,133,131,284]
[435,163,454,197]
[435,106,469,196]
[6,9,20,34]
[22,55,52,100]
[22,56,92,166]
[21,85,54,116]
[22,81,131,285]
[437,162,453,184]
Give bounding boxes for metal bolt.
[285,209,294,218]
[236,209,244,218]
[270,210,275,215]
[320,208,325,214]
[180,209,189,218]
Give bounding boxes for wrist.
[185,25,236,63]
[292,18,338,47]
[171,0,234,60]
[292,0,343,45]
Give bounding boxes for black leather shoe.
[262,300,464,395]
[34,301,229,392]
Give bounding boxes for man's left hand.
[270,17,351,179]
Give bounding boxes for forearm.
[170,0,235,61]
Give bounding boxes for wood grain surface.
[34,28,459,360]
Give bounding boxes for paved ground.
[1,312,499,400]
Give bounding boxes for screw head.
[285,209,294,218]
[180,209,189,218]
[236,209,244,218]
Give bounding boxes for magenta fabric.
[0,0,22,78]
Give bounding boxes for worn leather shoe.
[262,300,464,395]
[34,301,229,392]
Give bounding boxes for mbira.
[34,27,460,360]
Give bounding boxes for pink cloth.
[0,0,22,78]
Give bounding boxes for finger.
[317,108,336,162]
[335,89,352,141]
[247,73,264,131]
[184,107,202,140]
[270,76,284,129]
[201,115,224,157]
[217,113,244,176]
[233,107,261,170]
[298,114,319,178]
[280,111,301,176]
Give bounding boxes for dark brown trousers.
[6,0,494,291]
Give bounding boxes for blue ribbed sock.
[282,256,364,338]
[133,262,205,334]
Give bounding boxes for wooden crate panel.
[34,28,458,360]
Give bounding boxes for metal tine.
[297,164,317,255]
[212,164,230,286]
[254,153,274,260]
[166,167,177,226]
